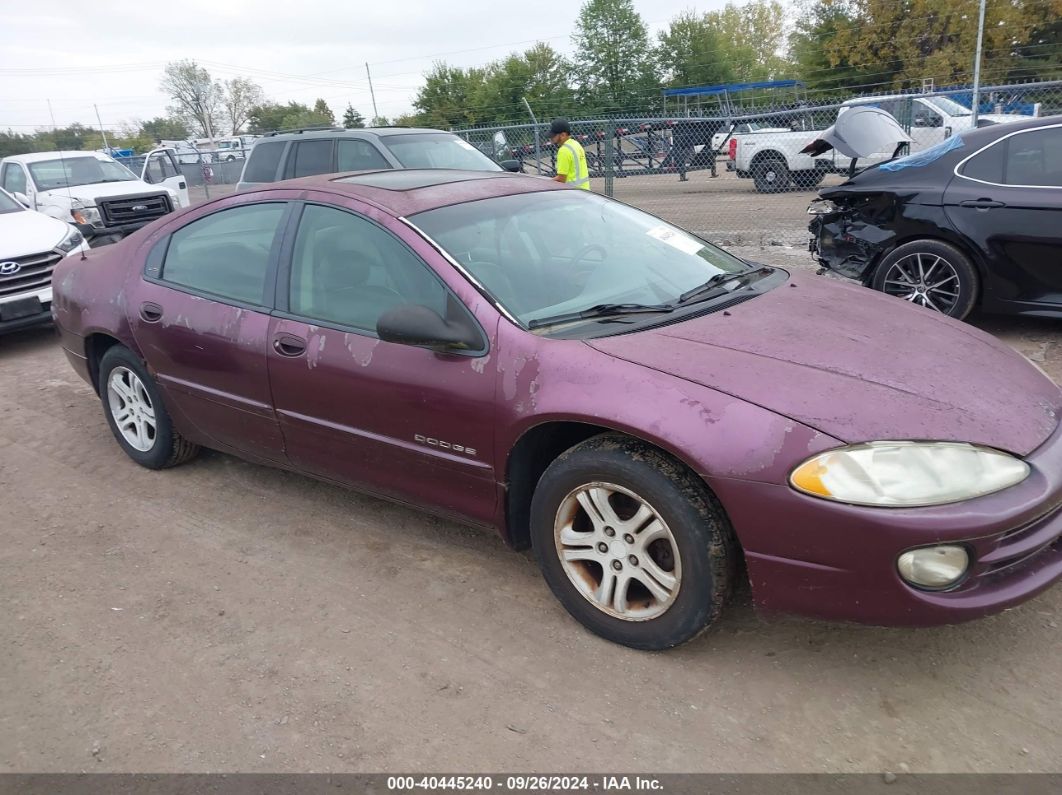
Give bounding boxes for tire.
[97,345,199,469]
[753,158,790,193]
[792,169,825,189]
[530,433,737,650]
[871,239,979,319]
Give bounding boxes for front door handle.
[273,334,307,357]
[959,199,1005,209]
[139,302,163,322]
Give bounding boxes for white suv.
[0,187,89,335]
[0,151,183,246]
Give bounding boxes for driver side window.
[288,204,449,333]
[2,163,27,195]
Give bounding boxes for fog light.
[897,545,969,590]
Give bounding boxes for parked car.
[732,93,1029,192]
[236,127,522,191]
[809,115,1062,319]
[52,170,1062,649]
[0,186,89,334]
[0,151,182,246]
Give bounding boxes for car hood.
[39,180,162,204]
[0,208,69,257]
[588,273,1061,456]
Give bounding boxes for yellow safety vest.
[557,137,590,190]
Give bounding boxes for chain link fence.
[454,80,1062,257]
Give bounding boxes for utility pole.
[366,62,379,124]
[522,97,542,175]
[971,0,987,127]
[94,104,111,152]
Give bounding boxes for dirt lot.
[2,177,1060,774]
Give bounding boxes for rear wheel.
[871,240,979,319]
[98,345,199,469]
[530,434,736,650]
[753,158,790,193]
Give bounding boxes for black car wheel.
[753,158,790,193]
[792,169,825,189]
[872,240,979,319]
[530,433,737,650]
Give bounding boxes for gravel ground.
[1,173,1059,774]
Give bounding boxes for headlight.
[807,198,839,215]
[55,226,84,254]
[71,206,102,227]
[789,441,1029,507]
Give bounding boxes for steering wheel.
[569,244,607,269]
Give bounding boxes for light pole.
[971,0,987,127]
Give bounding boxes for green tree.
[247,101,333,133]
[0,131,36,159]
[139,116,191,142]
[159,59,222,141]
[413,62,489,128]
[313,98,336,126]
[343,104,366,127]
[656,10,735,88]
[706,0,791,83]
[473,43,576,123]
[572,0,659,113]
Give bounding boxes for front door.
[944,123,1062,308]
[128,200,290,462]
[266,200,499,525]
[142,150,189,208]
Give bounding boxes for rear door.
[127,198,293,462]
[142,150,189,208]
[944,123,1062,308]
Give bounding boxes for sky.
[0,0,736,134]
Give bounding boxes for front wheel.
[871,240,979,319]
[792,169,825,189]
[753,158,790,193]
[530,434,736,650]
[98,345,199,469]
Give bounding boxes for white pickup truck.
[731,94,1027,192]
[0,150,186,246]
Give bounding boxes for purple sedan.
[51,170,1062,649]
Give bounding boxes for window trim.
[144,201,295,311]
[954,122,1062,190]
[273,200,489,357]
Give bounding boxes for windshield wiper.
[528,302,675,330]
[677,266,771,305]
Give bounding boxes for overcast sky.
[1,0,739,134]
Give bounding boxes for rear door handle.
[273,334,306,357]
[959,199,1005,209]
[139,302,163,322]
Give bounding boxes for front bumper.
[0,296,52,334]
[711,419,1062,626]
[75,220,152,247]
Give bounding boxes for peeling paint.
[470,354,491,374]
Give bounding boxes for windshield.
[28,156,137,190]
[926,96,971,117]
[0,189,23,213]
[410,191,750,331]
[382,133,502,171]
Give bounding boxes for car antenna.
[47,100,87,260]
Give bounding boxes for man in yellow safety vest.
[549,118,590,190]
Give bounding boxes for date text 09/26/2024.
[386,776,664,791]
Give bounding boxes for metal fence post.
[604,118,615,198]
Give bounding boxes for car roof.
[2,151,112,164]
[262,127,451,141]
[240,169,564,217]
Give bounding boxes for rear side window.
[961,141,1005,184]
[161,203,286,305]
[290,140,334,178]
[242,141,285,183]
[337,139,390,172]
[1005,128,1062,187]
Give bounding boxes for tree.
[571,0,659,114]
[656,10,735,88]
[705,0,791,83]
[160,60,222,141]
[413,62,489,128]
[313,98,336,126]
[247,101,332,133]
[473,43,576,123]
[343,104,366,128]
[372,115,393,127]
[222,77,265,134]
[139,116,191,142]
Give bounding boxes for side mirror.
[13,192,30,207]
[500,159,522,173]
[376,304,484,353]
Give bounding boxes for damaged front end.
[808,194,897,282]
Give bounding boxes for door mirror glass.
[13,192,30,207]
[500,159,522,173]
[376,304,483,352]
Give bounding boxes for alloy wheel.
[881,253,961,314]
[107,366,157,452]
[554,482,682,621]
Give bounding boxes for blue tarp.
[879,134,965,171]
[662,80,803,97]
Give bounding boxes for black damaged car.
[809,115,1062,319]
